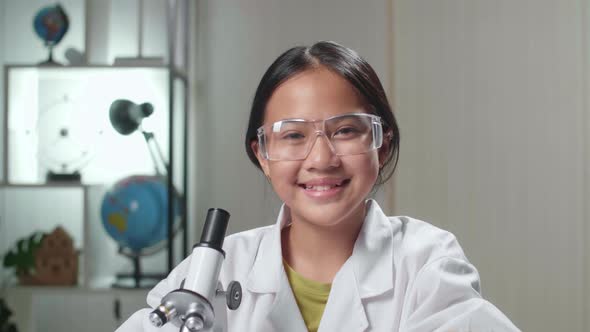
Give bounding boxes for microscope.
[148,208,242,332]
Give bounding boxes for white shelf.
[0,182,92,188]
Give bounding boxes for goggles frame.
[256,112,384,161]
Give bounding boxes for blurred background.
[0,0,587,331]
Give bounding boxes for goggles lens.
[257,113,383,161]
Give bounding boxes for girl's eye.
[280,132,305,140]
[334,126,360,137]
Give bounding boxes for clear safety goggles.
[256,112,384,161]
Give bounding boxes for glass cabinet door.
[4,66,170,185]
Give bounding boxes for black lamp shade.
[109,99,154,135]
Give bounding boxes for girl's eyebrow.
[275,118,309,122]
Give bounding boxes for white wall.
[192,0,392,235]
[392,0,587,331]
[0,0,4,185]
[583,2,590,331]
[1,0,86,64]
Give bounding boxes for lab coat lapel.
[267,270,309,332]
[245,205,308,332]
[352,199,395,299]
[318,200,394,332]
[317,259,369,332]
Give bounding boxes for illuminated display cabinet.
[3,65,175,185]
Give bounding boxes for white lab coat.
[117,200,520,332]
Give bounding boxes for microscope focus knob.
[149,304,177,328]
[226,281,242,310]
[149,313,164,327]
[183,312,205,332]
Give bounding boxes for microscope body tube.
[183,208,230,300]
[183,246,224,301]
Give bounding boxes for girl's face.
[253,68,387,230]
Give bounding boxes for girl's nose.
[302,133,341,169]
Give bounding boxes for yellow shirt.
[283,261,332,332]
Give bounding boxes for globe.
[101,176,180,253]
[33,4,69,64]
[33,5,69,46]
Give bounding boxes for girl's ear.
[251,140,271,177]
[378,130,393,168]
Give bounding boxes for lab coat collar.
[245,199,394,299]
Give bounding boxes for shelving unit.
[1,61,192,266]
[0,64,186,331]
[0,1,192,330]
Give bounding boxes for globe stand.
[112,248,166,289]
[39,44,63,66]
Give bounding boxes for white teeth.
[305,185,336,191]
[302,180,348,191]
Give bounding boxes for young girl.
[119,41,519,331]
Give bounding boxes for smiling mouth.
[298,179,351,191]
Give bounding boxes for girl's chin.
[288,201,366,228]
